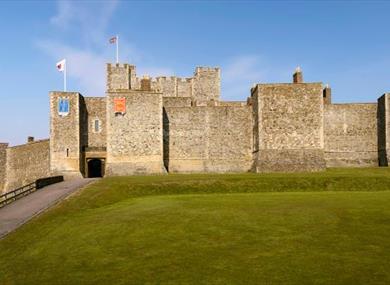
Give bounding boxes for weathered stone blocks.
[0,143,8,193]
[251,83,326,172]
[5,140,50,191]
[163,105,253,173]
[324,103,378,167]
[105,90,166,175]
[49,92,83,178]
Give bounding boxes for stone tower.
[251,67,326,172]
[49,92,85,178]
[105,63,166,175]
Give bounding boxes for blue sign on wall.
[58,98,70,116]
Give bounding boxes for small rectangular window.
[94,119,100,132]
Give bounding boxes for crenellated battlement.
[155,76,176,82]
[195,66,220,73]
[106,63,135,69]
[105,63,220,100]
[180,77,193,83]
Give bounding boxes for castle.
[1,62,390,193]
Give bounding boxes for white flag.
[56,59,66,72]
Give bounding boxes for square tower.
[49,92,84,178]
[251,81,325,172]
[192,67,221,102]
[105,90,166,175]
[106,63,137,91]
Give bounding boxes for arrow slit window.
[94,119,101,133]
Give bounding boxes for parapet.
[156,76,177,82]
[195,66,221,75]
[106,63,135,70]
[8,139,49,149]
[179,77,193,83]
[49,91,82,96]
[251,81,323,96]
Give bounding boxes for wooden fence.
[0,176,64,208]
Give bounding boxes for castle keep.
[1,63,390,193]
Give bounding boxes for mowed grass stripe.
[51,168,390,213]
[1,169,390,284]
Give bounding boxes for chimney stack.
[323,84,332,104]
[27,136,34,143]
[293,66,303,83]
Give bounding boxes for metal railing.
[0,176,64,208]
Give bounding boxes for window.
[66,148,69,157]
[94,119,100,133]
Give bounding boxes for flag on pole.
[109,36,117,44]
[109,35,119,63]
[56,59,66,72]
[56,59,67,91]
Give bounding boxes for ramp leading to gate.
[0,178,97,239]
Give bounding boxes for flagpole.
[64,60,67,92]
[116,35,119,63]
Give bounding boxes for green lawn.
[1,168,390,284]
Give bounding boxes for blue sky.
[1,0,390,145]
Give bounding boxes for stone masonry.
[0,143,8,192]
[251,82,325,172]
[2,63,390,193]
[4,139,50,192]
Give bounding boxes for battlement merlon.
[195,66,221,74]
[106,63,136,69]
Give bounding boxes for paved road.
[0,178,97,239]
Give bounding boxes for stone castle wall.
[252,83,326,172]
[106,91,165,175]
[163,104,253,173]
[163,97,192,108]
[324,103,378,167]
[154,77,178,97]
[378,94,390,166]
[5,139,50,191]
[0,143,8,193]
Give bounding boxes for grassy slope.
[1,168,390,284]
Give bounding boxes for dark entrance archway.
[87,159,103,178]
